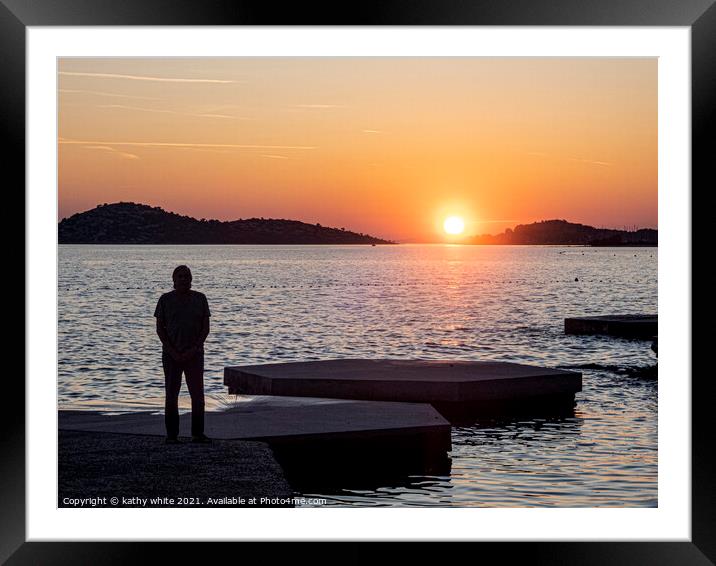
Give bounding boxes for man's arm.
[184,316,210,358]
[200,315,210,344]
[156,317,181,360]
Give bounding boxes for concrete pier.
[224,359,582,422]
[564,314,657,338]
[59,397,452,484]
[58,430,294,507]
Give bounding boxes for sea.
[58,244,657,507]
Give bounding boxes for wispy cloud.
[196,104,246,113]
[569,157,612,167]
[60,139,316,150]
[362,129,383,134]
[196,113,250,120]
[526,151,612,167]
[83,145,139,160]
[97,104,251,120]
[175,147,233,154]
[261,154,289,159]
[291,104,348,109]
[99,104,176,115]
[60,88,160,101]
[59,71,240,84]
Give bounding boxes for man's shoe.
[191,434,212,444]
[165,437,181,445]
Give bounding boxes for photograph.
[56,56,659,509]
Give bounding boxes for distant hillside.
[58,202,394,245]
[469,219,657,246]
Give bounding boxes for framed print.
[7,0,714,562]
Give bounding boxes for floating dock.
[564,314,657,338]
[224,359,582,422]
[59,396,451,484]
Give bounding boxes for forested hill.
[469,219,657,246]
[58,202,394,245]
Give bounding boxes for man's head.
[172,265,192,293]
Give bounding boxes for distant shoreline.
[58,242,658,247]
[58,202,393,245]
[58,202,657,246]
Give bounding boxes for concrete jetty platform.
[58,430,294,507]
[565,314,657,338]
[224,359,582,422]
[59,397,452,485]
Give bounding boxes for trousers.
[162,350,205,438]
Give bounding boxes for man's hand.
[176,346,199,362]
[157,318,183,361]
[167,346,183,361]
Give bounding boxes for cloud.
[99,104,176,115]
[82,145,139,160]
[59,88,160,101]
[60,139,316,150]
[195,103,245,113]
[97,104,251,120]
[195,113,251,120]
[569,157,612,167]
[291,104,348,109]
[362,129,383,134]
[261,154,289,159]
[175,147,233,154]
[526,151,612,167]
[59,71,240,84]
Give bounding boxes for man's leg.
[184,351,205,437]
[162,352,183,439]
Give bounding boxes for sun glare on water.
[443,216,465,235]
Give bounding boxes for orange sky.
[58,58,657,242]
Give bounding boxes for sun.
[443,216,465,235]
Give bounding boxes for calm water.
[58,244,657,507]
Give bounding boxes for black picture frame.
[6,0,713,562]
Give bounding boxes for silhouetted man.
[154,265,211,444]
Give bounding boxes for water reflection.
[58,245,657,506]
[283,452,453,499]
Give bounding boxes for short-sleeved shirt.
[154,290,211,353]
